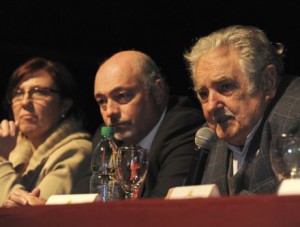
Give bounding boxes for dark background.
[1,1,299,134]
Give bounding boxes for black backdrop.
[1,1,299,133]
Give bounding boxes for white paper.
[46,194,98,205]
[277,179,300,196]
[168,184,220,199]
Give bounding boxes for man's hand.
[2,188,46,208]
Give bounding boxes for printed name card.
[167,184,220,199]
[46,194,98,205]
[277,179,300,196]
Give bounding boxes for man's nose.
[105,100,120,118]
[206,91,224,113]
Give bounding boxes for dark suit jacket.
[201,76,300,195]
[92,95,205,198]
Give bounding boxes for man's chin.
[217,130,245,146]
[216,124,236,141]
[114,127,138,143]
[114,131,134,141]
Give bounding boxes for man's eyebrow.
[94,93,105,99]
[94,87,133,99]
[195,75,233,90]
[210,75,234,84]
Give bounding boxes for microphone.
[185,127,217,186]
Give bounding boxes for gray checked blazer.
[201,75,300,195]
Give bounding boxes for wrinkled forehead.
[194,47,243,84]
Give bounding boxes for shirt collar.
[138,108,167,150]
[227,117,263,172]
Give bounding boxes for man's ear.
[153,79,166,105]
[262,65,277,100]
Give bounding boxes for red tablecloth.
[1,194,300,227]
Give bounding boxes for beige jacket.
[0,116,92,205]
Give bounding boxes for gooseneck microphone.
[185,127,217,186]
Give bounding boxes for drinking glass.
[270,133,300,182]
[116,145,149,199]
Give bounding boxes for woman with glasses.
[0,57,92,207]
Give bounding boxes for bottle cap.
[101,126,114,136]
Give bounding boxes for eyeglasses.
[10,86,59,104]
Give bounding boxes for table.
[1,194,300,227]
